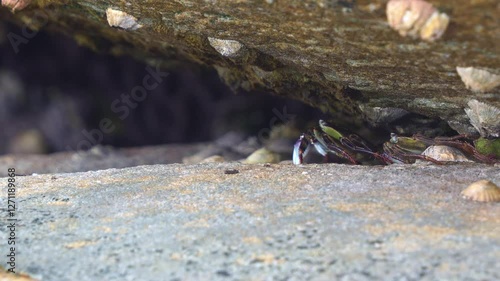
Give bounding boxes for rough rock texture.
[2,162,499,280]
[1,0,499,132]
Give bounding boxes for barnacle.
[456,67,500,93]
[386,0,449,41]
[465,99,500,138]
[1,0,31,12]
[208,37,243,57]
[106,8,142,31]
[461,180,500,203]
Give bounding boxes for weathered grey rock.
[1,0,498,130]
[2,162,499,280]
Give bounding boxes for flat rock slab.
[2,162,499,280]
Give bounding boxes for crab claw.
[293,134,309,165]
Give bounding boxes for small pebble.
[224,169,239,175]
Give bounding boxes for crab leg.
[314,130,358,164]
[383,142,443,165]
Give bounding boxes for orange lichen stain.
[223,206,235,215]
[328,202,392,216]
[48,222,57,231]
[179,188,194,195]
[100,217,115,223]
[365,223,457,252]
[166,171,227,191]
[116,212,136,218]
[463,207,500,223]
[64,240,96,249]
[183,218,211,228]
[242,236,263,244]
[235,258,246,266]
[460,208,500,239]
[282,202,320,215]
[224,198,261,215]
[170,252,183,260]
[249,253,285,265]
[47,201,71,206]
[94,225,112,233]
[71,175,158,189]
[0,270,38,281]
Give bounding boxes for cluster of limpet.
[386,0,449,41]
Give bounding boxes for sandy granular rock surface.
[2,162,499,281]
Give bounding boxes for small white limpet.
[106,8,142,31]
[456,67,500,93]
[208,37,243,57]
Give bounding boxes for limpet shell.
[456,67,500,93]
[200,155,225,163]
[106,8,142,31]
[386,0,449,41]
[243,148,281,164]
[1,0,31,12]
[464,99,500,138]
[461,180,500,202]
[421,145,472,162]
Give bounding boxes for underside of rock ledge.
[1,0,499,133]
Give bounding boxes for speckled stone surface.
[2,162,499,280]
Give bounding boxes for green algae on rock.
[474,138,500,159]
